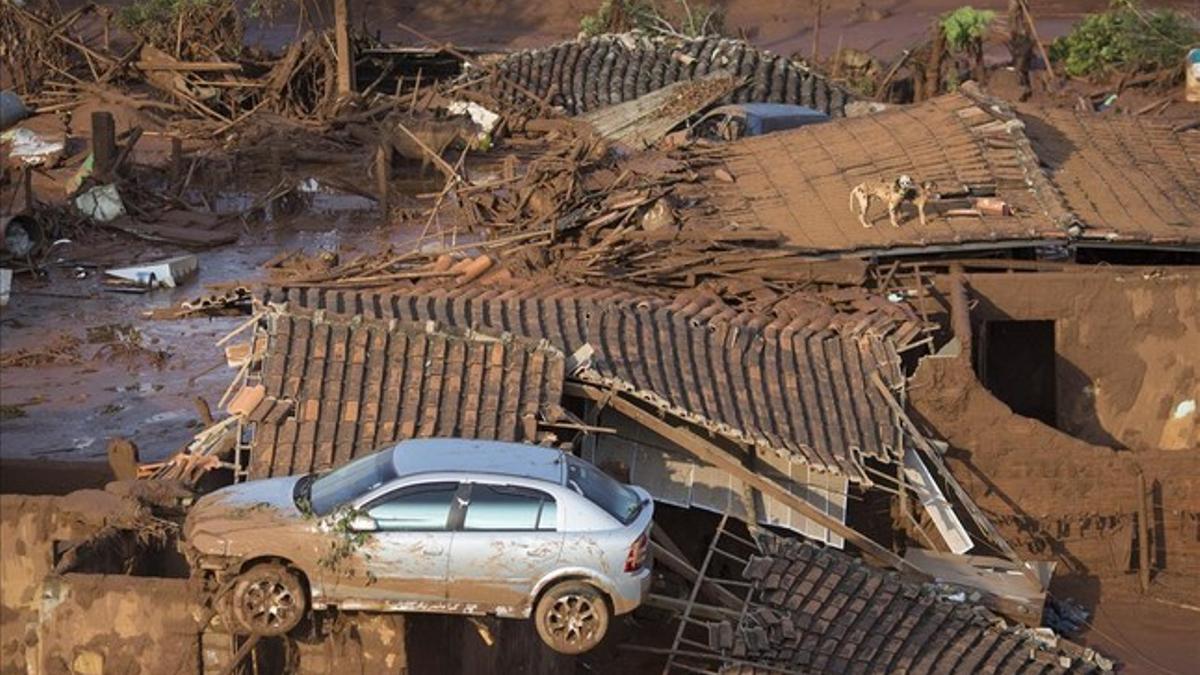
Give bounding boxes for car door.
[446,483,563,616]
[329,481,463,610]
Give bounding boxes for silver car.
[184,438,654,654]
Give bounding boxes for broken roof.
[1021,108,1200,247]
[244,311,564,479]
[713,535,1111,674]
[261,284,918,481]
[482,34,855,116]
[682,85,1075,257]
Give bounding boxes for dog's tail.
[849,186,858,213]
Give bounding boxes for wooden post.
[333,0,354,97]
[811,0,823,62]
[949,263,973,356]
[170,136,184,186]
[1136,470,1151,592]
[375,142,391,217]
[91,111,117,181]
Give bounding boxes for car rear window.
[463,484,556,531]
[565,456,643,525]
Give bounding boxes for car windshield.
[307,450,397,516]
[565,456,643,525]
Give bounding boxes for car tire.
[534,581,610,655]
[230,563,307,637]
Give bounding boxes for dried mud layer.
[909,353,1200,673]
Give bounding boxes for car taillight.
[625,532,649,573]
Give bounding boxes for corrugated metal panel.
[583,413,848,546]
[248,312,565,479]
[260,286,908,480]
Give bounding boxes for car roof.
[703,102,829,120]
[388,438,567,485]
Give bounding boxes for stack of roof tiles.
[710,536,1111,674]
[245,311,565,479]
[260,283,919,481]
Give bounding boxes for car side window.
[463,484,557,532]
[368,482,459,531]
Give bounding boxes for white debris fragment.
[1,127,64,165]
[105,254,198,290]
[447,100,500,139]
[74,184,126,222]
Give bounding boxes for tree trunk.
[926,21,945,98]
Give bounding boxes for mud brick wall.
[482,35,854,116]
[0,493,145,672]
[34,574,201,675]
[713,537,1104,674]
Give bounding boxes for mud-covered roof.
[245,311,564,479]
[261,284,916,481]
[1021,108,1200,246]
[682,86,1076,257]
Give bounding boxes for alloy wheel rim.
[242,578,297,631]
[546,594,599,647]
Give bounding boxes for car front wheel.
[534,581,610,654]
[230,563,307,636]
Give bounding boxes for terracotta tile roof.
[246,311,564,479]
[261,285,912,481]
[684,86,1076,256]
[483,34,854,116]
[1021,108,1200,245]
[713,536,1109,674]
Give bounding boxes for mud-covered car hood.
[184,475,307,549]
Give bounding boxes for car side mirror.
[348,514,378,532]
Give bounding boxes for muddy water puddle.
[0,212,433,463]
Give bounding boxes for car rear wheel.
[534,581,610,654]
[230,563,306,636]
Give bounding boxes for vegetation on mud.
[1049,0,1199,77]
[116,0,280,56]
[297,496,377,584]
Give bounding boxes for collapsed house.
[247,283,927,546]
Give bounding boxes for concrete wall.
[965,269,1199,452]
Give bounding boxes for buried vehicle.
[691,103,830,141]
[183,438,654,654]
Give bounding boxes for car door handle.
[421,548,444,556]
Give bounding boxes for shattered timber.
[2,0,1199,674]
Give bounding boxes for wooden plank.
[333,0,354,96]
[566,382,920,576]
[868,372,1041,588]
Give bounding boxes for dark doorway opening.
[979,320,1057,426]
